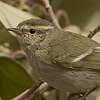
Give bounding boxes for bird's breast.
[28,50,100,93]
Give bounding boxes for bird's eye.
[29,29,36,34]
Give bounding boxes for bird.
[7,18,100,99]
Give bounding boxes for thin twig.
[19,79,44,100]
[11,79,49,100]
[55,9,70,26]
[27,82,50,100]
[79,86,99,100]
[10,50,26,58]
[11,89,29,100]
[87,25,100,38]
[41,0,61,29]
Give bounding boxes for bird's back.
[46,30,100,70]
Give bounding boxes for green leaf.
[0,56,34,100]
[0,1,38,36]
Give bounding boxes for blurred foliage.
[51,0,100,43]
[0,0,100,100]
[0,56,34,100]
[51,0,100,29]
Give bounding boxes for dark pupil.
[29,29,36,34]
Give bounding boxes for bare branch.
[55,9,70,26]
[11,89,29,100]
[11,79,50,100]
[27,82,50,100]
[87,25,100,38]
[41,0,61,29]
[19,79,44,100]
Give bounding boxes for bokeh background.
[0,0,100,100]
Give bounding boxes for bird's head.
[7,18,56,50]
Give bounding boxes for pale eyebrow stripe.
[20,25,54,30]
[33,26,54,30]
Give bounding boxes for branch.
[41,0,62,29]
[27,82,50,100]
[11,79,50,100]
[55,9,70,26]
[87,25,100,38]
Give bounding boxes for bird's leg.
[79,86,99,100]
[67,93,85,100]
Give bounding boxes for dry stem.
[11,79,50,100]
[55,9,70,26]
[42,0,61,29]
[27,82,50,100]
[87,25,100,38]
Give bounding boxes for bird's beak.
[6,28,22,35]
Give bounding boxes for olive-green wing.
[48,31,100,70]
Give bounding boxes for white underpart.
[72,50,92,62]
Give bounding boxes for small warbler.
[7,18,100,99]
